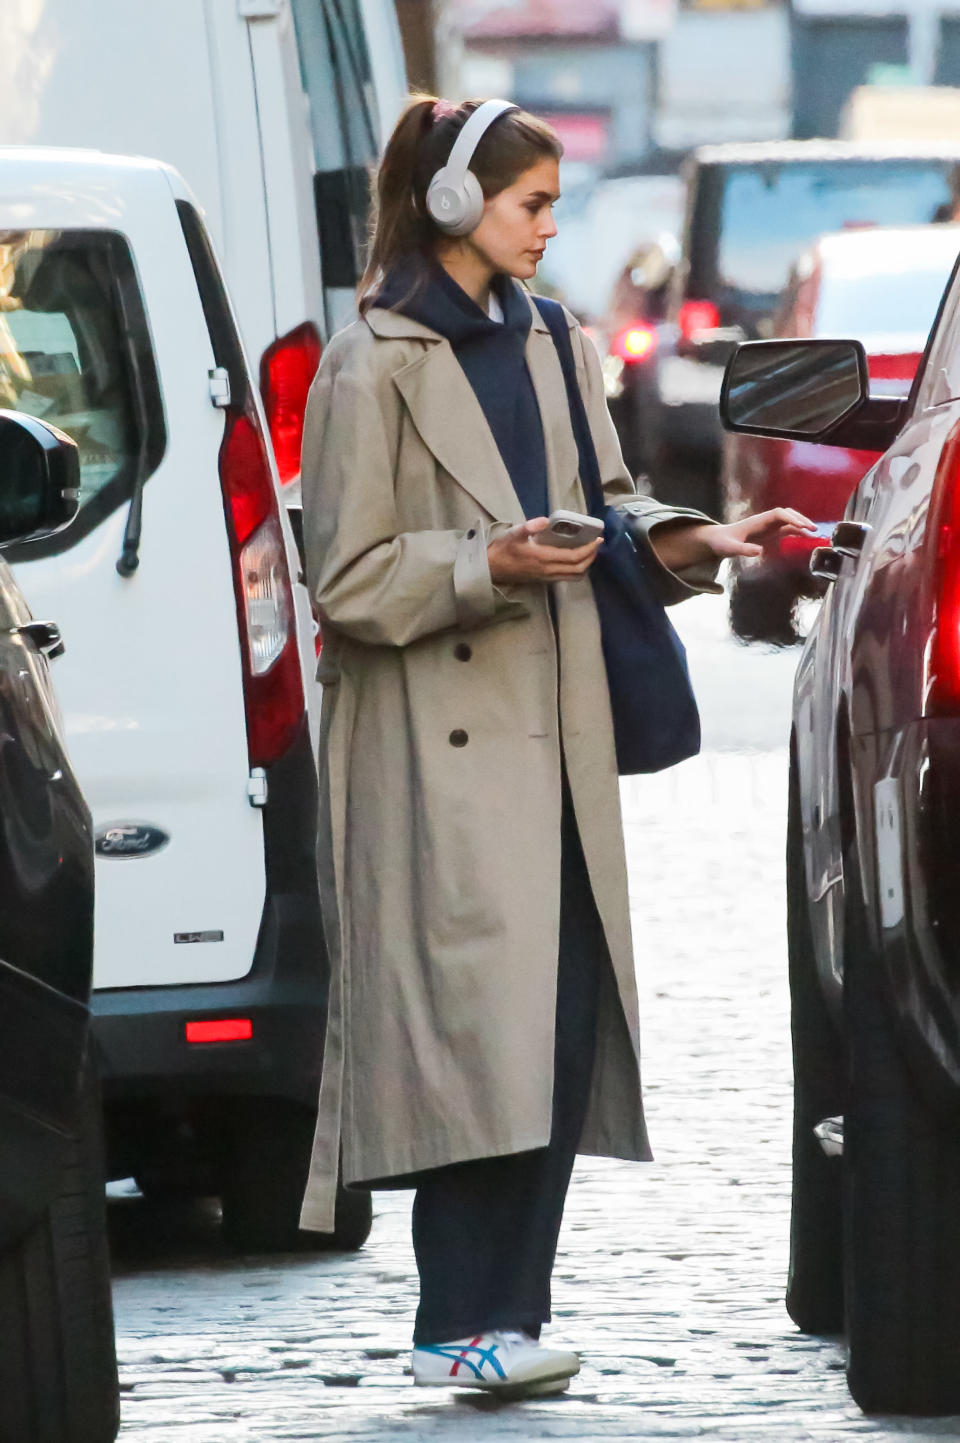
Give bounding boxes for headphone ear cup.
[426,167,485,237]
[453,172,485,237]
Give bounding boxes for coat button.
[449,729,469,747]
[454,643,472,662]
[466,528,477,540]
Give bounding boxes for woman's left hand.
[651,509,817,571]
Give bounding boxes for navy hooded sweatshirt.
[375,260,550,521]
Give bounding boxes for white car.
[0,147,370,1253]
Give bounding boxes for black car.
[0,410,118,1441]
[655,139,960,517]
[721,300,960,1415]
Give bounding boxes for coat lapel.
[525,310,583,512]
[392,344,525,524]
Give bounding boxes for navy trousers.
[411,786,605,1345]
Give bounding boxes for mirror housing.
[0,411,80,547]
[720,339,908,453]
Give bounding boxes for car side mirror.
[720,338,869,437]
[720,338,907,454]
[0,411,80,547]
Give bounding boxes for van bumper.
[90,719,328,1111]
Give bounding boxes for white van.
[0,146,370,1251]
[0,0,406,483]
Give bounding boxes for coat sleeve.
[300,347,527,648]
[572,323,723,604]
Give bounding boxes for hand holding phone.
[531,510,604,549]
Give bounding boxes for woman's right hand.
[487,517,602,585]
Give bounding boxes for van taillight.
[219,408,304,765]
[678,299,720,341]
[928,420,960,713]
[260,322,322,486]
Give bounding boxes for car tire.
[844,846,960,1415]
[729,568,800,646]
[220,1098,373,1254]
[784,757,844,1334]
[0,1051,120,1443]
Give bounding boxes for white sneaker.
[412,1329,579,1394]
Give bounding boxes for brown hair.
[358,94,563,312]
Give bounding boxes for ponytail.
[358,93,562,313]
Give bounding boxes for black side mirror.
[720,339,868,438]
[720,338,908,454]
[0,411,80,547]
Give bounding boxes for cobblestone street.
[108,590,960,1441]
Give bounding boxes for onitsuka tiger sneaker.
[412,1329,579,1395]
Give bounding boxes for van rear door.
[0,160,269,990]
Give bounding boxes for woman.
[298,94,812,1397]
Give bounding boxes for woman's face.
[465,156,560,280]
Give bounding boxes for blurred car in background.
[0,411,118,1442]
[720,268,960,1412]
[724,223,959,644]
[540,164,684,323]
[651,140,960,516]
[597,235,678,480]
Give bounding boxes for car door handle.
[810,547,844,584]
[15,621,65,659]
[832,521,871,557]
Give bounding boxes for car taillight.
[260,322,322,486]
[186,1018,253,1044]
[927,420,960,714]
[678,299,720,341]
[611,323,658,364]
[219,407,305,765]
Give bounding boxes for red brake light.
[260,322,322,486]
[927,420,960,713]
[219,407,305,765]
[611,323,658,364]
[678,299,720,341]
[186,1018,253,1044]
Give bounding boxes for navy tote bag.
[534,297,700,775]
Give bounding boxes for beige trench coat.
[299,294,720,1231]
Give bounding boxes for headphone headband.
[441,99,520,186]
[425,97,521,236]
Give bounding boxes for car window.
[715,161,953,324]
[914,258,960,409]
[0,229,163,555]
[815,256,953,345]
[291,0,379,288]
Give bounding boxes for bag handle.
[533,296,605,520]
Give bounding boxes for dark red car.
[722,224,959,642]
[719,235,960,1413]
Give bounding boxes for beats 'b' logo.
[441,194,451,210]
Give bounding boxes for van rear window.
[715,160,955,320]
[0,229,163,554]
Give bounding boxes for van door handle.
[832,521,871,557]
[16,621,65,659]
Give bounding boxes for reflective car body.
[0,431,93,1250]
[793,302,960,1088]
[723,224,959,640]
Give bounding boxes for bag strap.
[533,296,605,520]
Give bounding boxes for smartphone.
[532,510,605,549]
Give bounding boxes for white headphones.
[426,98,520,237]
